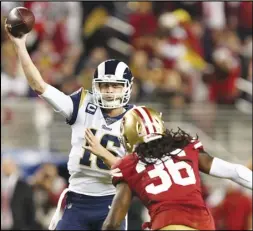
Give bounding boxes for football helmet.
[120,106,166,153]
[92,59,134,109]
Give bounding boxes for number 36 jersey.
[67,88,133,196]
[111,140,212,229]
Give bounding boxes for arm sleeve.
[39,84,73,119]
[209,157,252,189]
[111,167,125,186]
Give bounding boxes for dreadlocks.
[135,127,197,164]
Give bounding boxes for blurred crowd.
[1,1,252,107]
[1,156,67,230]
[1,1,252,230]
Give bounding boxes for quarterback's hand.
[84,128,106,158]
[5,19,28,47]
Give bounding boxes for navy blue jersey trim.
[102,104,134,124]
[66,89,82,125]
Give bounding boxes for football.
[6,7,35,38]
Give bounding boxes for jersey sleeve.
[39,84,73,119]
[191,139,204,151]
[110,155,136,186]
[66,88,87,125]
[110,158,126,186]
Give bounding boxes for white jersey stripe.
[110,168,123,177]
[115,62,128,79]
[194,142,203,149]
[111,172,123,177]
[110,168,122,174]
[97,62,105,78]
[136,107,155,134]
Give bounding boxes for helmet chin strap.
[100,98,121,109]
[100,100,127,112]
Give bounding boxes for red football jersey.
[111,140,215,230]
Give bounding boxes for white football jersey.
[66,88,134,196]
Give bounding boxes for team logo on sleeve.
[85,103,97,115]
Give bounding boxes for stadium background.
[1,1,252,230]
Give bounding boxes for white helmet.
[92,59,134,109]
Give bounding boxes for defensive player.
[84,106,252,230]
[5,24,133,230]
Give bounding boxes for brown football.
[6,7,35,38]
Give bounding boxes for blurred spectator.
[77,46,109,87]
[158,9,211,104]
[129,2,158,54]
[63,2,83,45]
[28,163,67,229]
[23,2,50,41]
[24,2,82,55]
[237,2,252,42]
[1,41,29,99]
[56,58,76,82]
[31,39,60,77]
[210,181,252,230]
[206,46,241,105]
[225,2,241,31]
[60,77,81,95]
[81,4,111,55]
[165,2,203,20]
[64,44,83,73]
[202,2,226,31]
[241,37,252,79]
[48,2,83,47]
[113,2,133,20]
[2,2,250,107]
[159,8,205,58]
[1,156,37,230]
[129,50,149,81]
[1,2,23,17]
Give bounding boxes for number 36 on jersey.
[136,150,196,195]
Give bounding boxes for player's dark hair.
[135,127,197,164]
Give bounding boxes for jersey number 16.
[80,128,120,171]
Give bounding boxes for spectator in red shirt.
[24,2,50,41]
[211,182,252,230]
[129,2,158,54]
[208,46,240,104]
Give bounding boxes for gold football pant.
[160,224,197,230]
